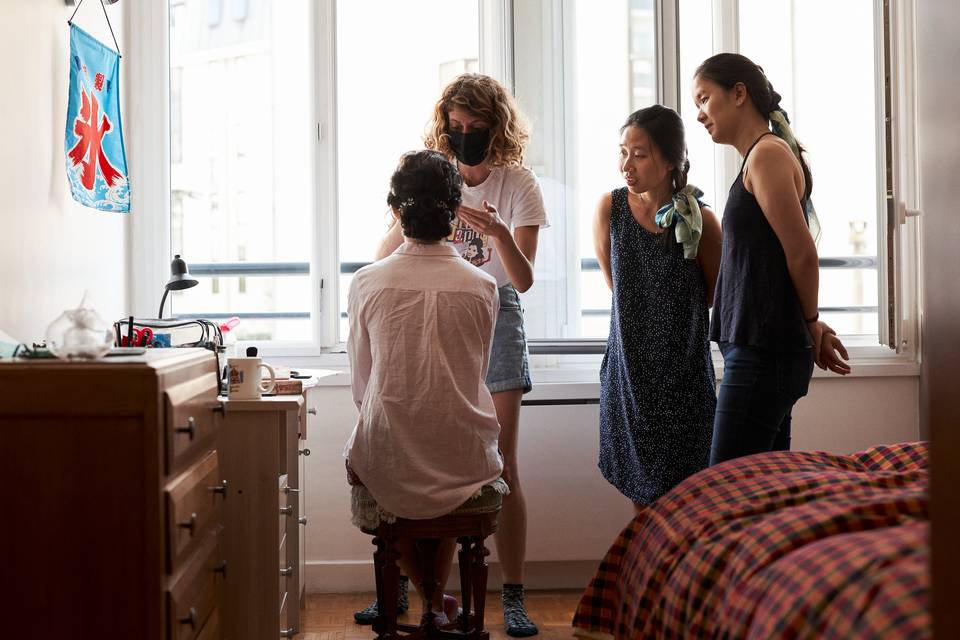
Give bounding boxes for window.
[333,0,481,340]
[159,0,914,355]
[169,0,314,342]
[679,0,889,339]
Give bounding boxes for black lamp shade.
[166,255,199,291]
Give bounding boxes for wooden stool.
[362,509,500,640]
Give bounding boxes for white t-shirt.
[448,165,550,287]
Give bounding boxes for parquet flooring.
[296,589,584,640]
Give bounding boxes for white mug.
[227,356,276,399]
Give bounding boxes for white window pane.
[677,0,717,207]
[739,0,879,336]
[523,0,656,341]
[170,0,313,341]
[170,274,311,341]
[335,0,480,343]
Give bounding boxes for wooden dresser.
[218,393,311,639]
[0,349,225,639]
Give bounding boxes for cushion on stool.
[352,478,507,531]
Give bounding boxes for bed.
[572,441,930,639]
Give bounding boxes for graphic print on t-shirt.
[448,218,492,268]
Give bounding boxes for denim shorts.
[485,284,533,394]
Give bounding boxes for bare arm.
[696,204,722,306]
[592,192,613,291]
[746,142,822,349]
[373,218,404,261]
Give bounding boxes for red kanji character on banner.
[67,87,122,191]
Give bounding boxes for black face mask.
[447,129,490,166]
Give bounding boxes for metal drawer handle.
[284,486,300,495]
[280,628,296,638]
[299,448,311,456]
[179,606,198,629]
[178,512,197,534]
[210,479,228,497]
[175,417,196,440]
[299,516,308,526]
[307,407,317,415]
[280,566,293,577]
[214,560,228,577]
[279,505,294,516]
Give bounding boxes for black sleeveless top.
[710,133,811,351]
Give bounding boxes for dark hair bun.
[386,150,464,242]
[767,85,783,114]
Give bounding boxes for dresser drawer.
[279,533,288,610]
[167,530,221,640]
[279,474,293,540]
[165,372,220,473]
[279,591,291,637]
[196,608,219,640]
[166,450,224,573]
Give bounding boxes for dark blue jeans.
[710,343,815,466]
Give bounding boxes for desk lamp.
[158,254,199,319]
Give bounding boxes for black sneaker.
[354,576,410,624]
[502,584,538,637]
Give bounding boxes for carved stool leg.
[471,535,491,640]
[415,538,441,632]
[457,536,473,633]
[374,529,402,639]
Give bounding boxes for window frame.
[128,0,919,371]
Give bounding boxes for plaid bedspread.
[573,442,929,639]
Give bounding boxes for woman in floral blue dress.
[594,105,722,511]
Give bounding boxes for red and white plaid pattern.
[573,442,930,639]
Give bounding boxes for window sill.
[256,337,919,391]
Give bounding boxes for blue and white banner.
[65,23,129,212]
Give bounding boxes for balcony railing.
[176,256,880,322]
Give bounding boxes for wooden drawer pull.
[175,417,196,440]
[179,606,199,629]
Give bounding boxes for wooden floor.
[296,590,584,640]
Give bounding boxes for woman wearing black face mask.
[370,73,548,638]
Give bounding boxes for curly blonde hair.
[424,74,530,167]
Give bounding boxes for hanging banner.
[64,23,129,212]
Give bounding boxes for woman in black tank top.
[691,53,850,465]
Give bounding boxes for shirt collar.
[394,241,460,257]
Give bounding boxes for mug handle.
[259,363,277,394]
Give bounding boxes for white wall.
[0,2,126,343]
[301,374,919,592]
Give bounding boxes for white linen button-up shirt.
[344,241,502,519]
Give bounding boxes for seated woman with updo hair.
[344,149,507,625]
